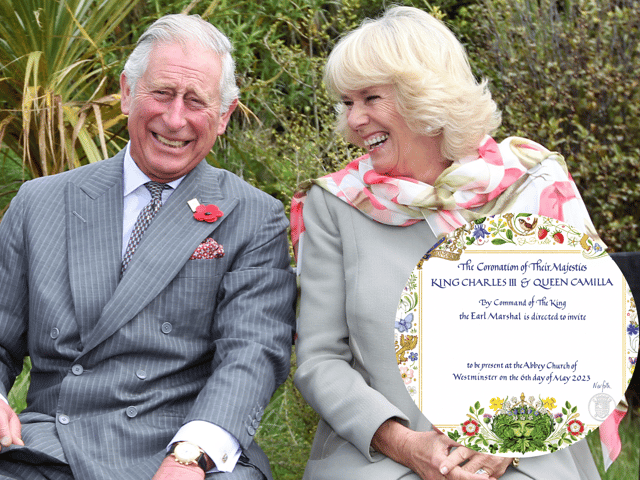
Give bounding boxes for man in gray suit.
[0,14,296,480]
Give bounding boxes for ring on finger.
[475,468,488,475]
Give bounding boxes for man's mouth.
[153,133,190,148]
[364,134,388,151]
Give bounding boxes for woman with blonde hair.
[291,6,601,480]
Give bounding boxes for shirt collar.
[123,142,184,195]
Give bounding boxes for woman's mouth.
[364,134,388,151]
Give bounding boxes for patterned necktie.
[121,181,171,276]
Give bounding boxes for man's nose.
[163,98,188,130]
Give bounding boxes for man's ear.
[120,73,132,115]
[216,98,238,135]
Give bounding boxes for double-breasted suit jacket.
[0,150,297,479]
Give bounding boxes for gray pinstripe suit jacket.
[0,150,297,479]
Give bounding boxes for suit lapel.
[66,153,124,343]
[79,160,238,355]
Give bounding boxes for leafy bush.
[456,0,640,251]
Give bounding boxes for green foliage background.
[1,0,639,478]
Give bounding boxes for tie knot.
[145,181,169,201]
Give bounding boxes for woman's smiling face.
[341,84,445,183]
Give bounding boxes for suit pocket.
[177,256,229,279]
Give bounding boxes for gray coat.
[0,150,297,479]
[294,186,600,480]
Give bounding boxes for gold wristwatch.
[168,441,208,471]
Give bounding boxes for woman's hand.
[440,446,511,479]
[371,419,509,480]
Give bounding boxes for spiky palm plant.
[0,0,136,194]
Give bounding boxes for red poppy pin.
[193,204,223,223]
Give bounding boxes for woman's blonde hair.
[324,6,501,160]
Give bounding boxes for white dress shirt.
[122,144,241,472]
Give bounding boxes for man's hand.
[0,401,23,451]
[152,456,205,480]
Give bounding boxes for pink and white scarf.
[291,136,598,259]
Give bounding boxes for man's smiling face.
[120,41,236,182]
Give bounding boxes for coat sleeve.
[0,188,29,399]
[183,194,297,452]
[294,186,408,461]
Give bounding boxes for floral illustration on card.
[445,393,587,454]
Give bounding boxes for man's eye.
[342,100,353,107]
[187,98,206,108]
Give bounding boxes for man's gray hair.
[123,14,239,114]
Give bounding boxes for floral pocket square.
[190,238,224,260]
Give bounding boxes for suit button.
[126,406,138,418]
[58,414,70,425]
[71,365,84,376]
[136,369,147,380]
[252,418,260,429]
[247,425,256,436]
[161,322,172,334]
[50,328,60,339]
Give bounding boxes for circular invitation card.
[395,213,637,457]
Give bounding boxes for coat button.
[58,414,70,425]
[252,418,260,429]
[247,425,256,436]
[136,369,147,380]
[71,364,84,376]
[161,322,172,334]
[126,406,138,418]
[50,327,60,339]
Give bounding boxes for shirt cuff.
[169,421,241,473]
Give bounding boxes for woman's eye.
[366,95,380,102]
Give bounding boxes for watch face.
[175,442,201,462]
